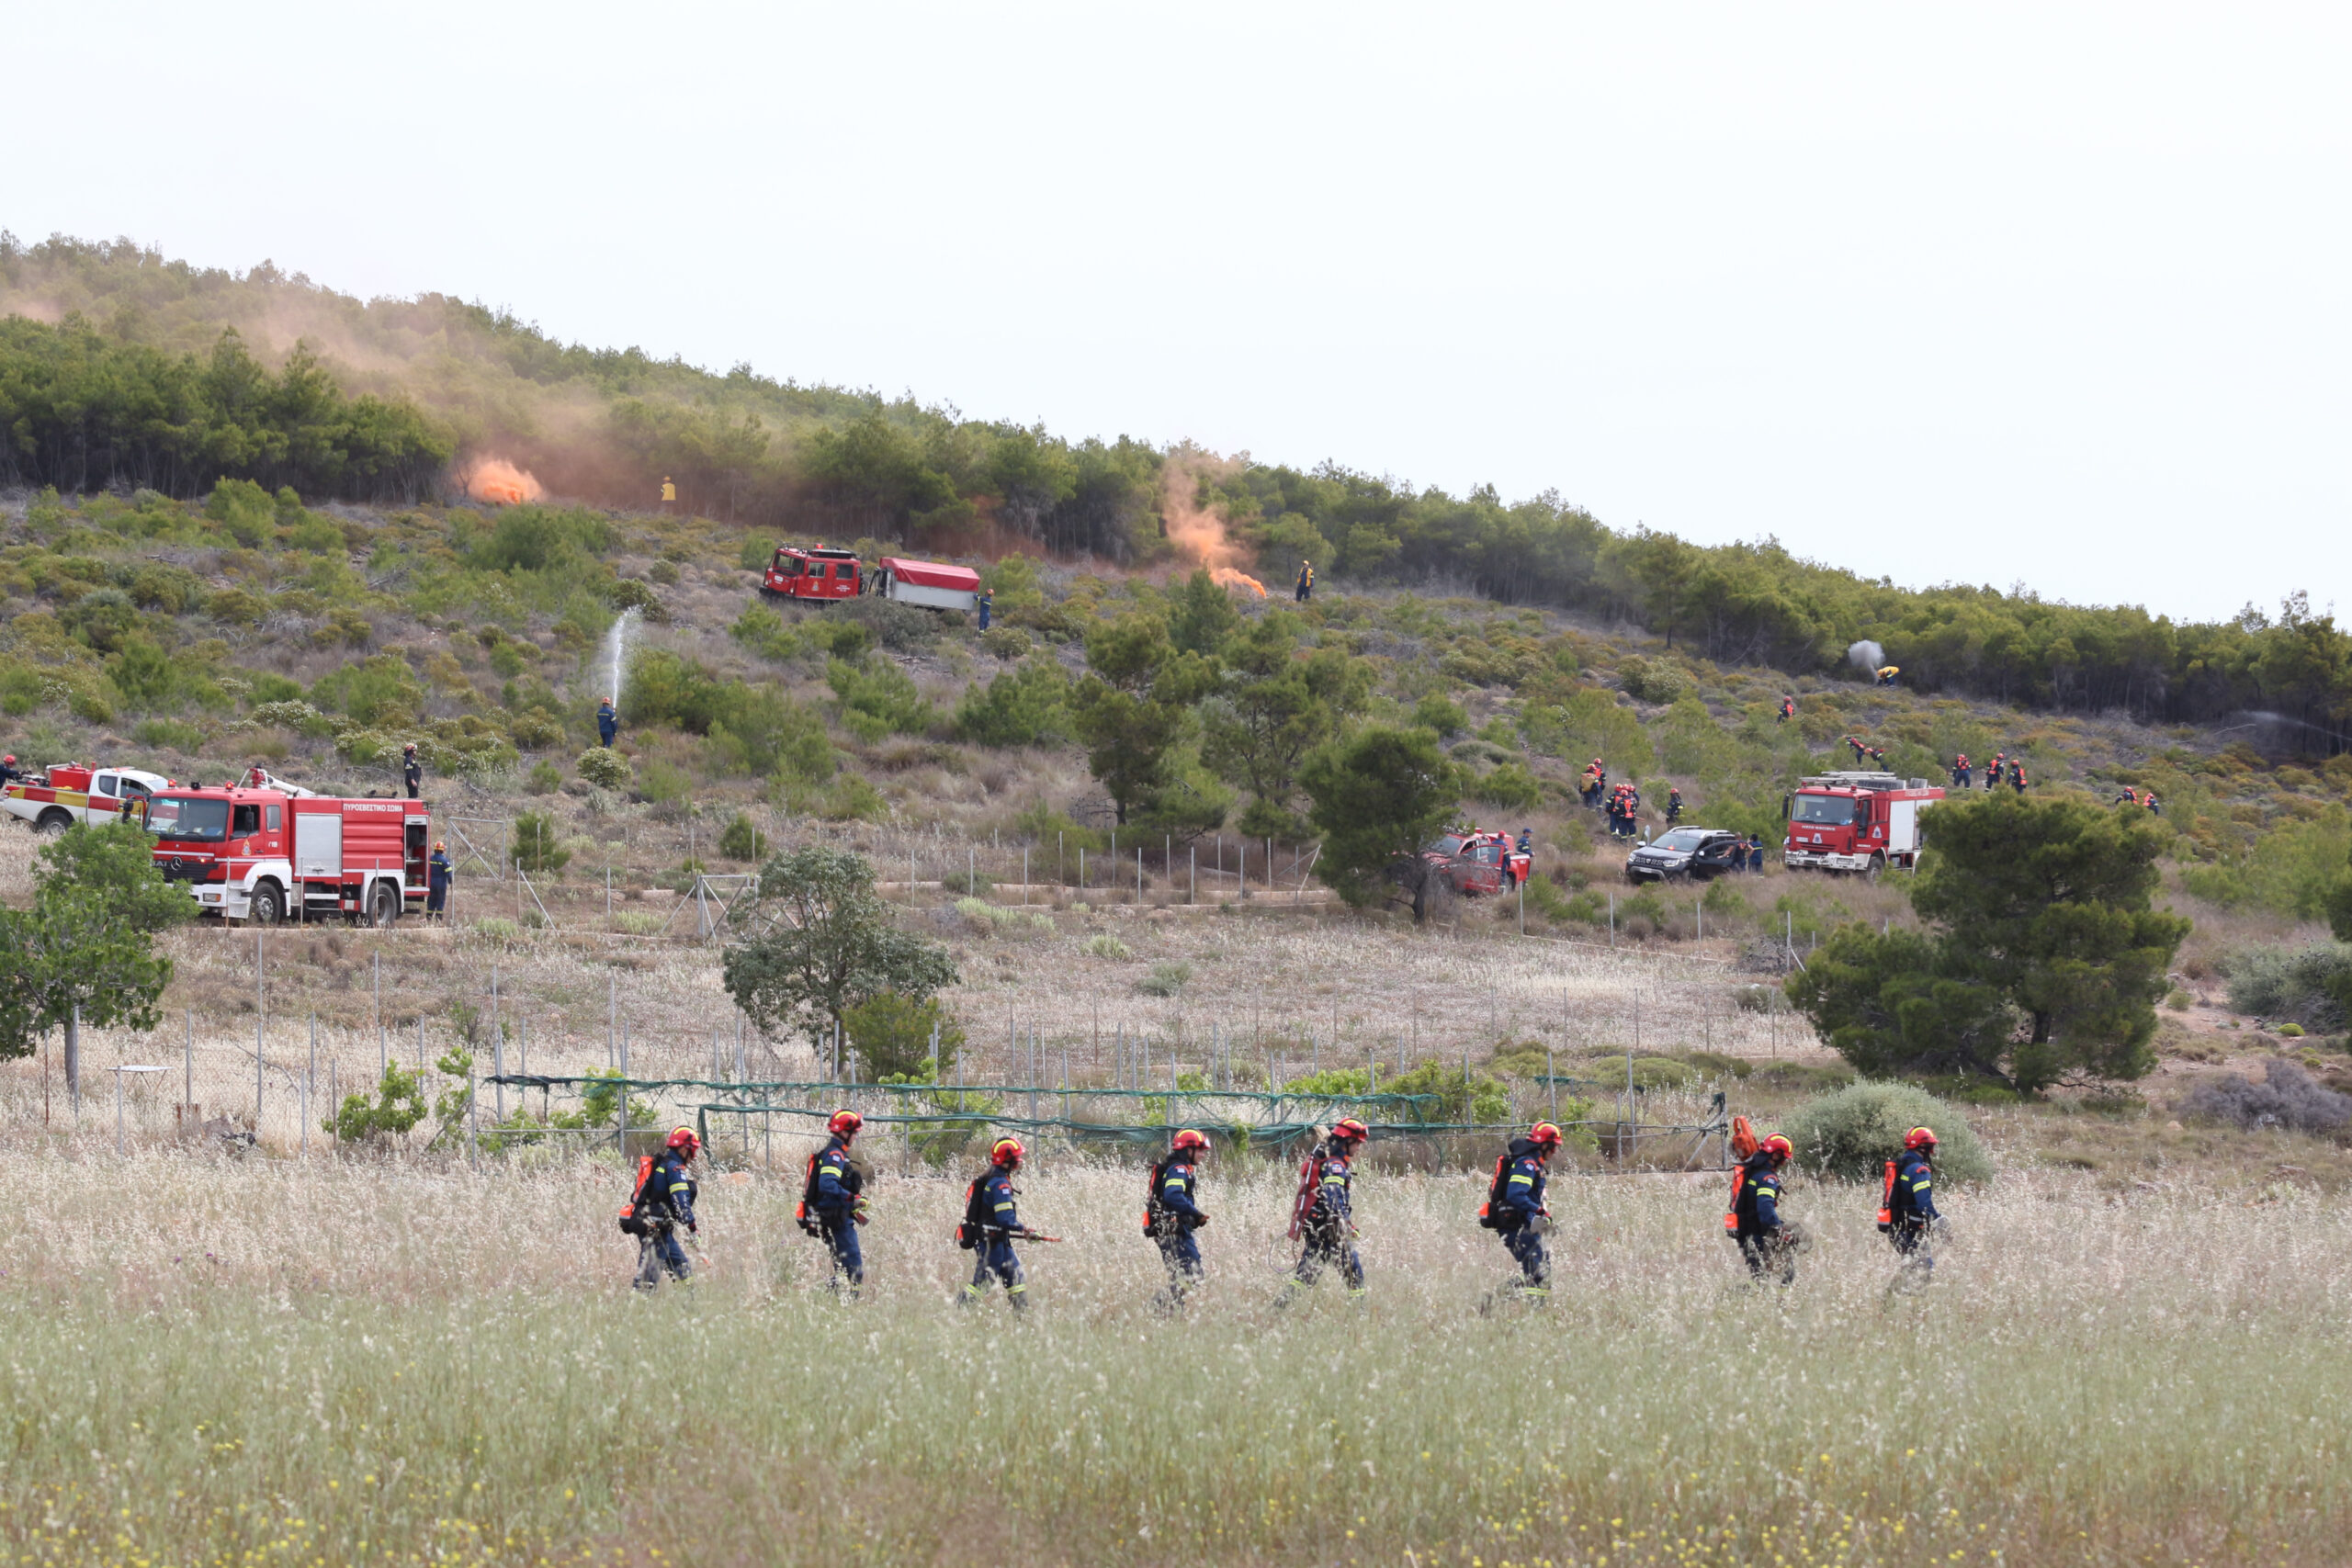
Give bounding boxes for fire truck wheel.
[248,882,286,927]
[368,882,400,929]
[34,810,71,836]
[1863,853,1886,882]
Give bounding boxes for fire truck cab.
[3,762,174,833]
[1421,829,1532,897]
[759,547,863,604]
[146,779,430,926]
[1781,771,1944,874]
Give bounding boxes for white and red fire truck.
[1781,771,1945,874]
[3,762,174,833]
[145,770,431,925]
[758,547,981,613]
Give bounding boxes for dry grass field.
[9,1137,2351,1568]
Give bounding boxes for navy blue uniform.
[1728,1152,1793,1284]
[632,1150,698,1287]
[1883,1148,1939,1260]
[402,752,422,799]
[962,1170,1027,1308]
[1287,1145,1364,1297]
[1149,1156,1206,1303]
[426,851,452,916]
[597,702,618,747]
[1491,1138,1551,1296]
[808,1135,865,1292]
[977,592,993,630]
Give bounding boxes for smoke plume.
[461,457,545,506]
[1159,453,1266,597]
[1847,639,1885,673]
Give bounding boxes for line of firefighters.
[618,1113,1946,1304]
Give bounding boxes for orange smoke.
[1162,454,1267,597]
[461,457,544,506]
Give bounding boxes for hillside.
[9,234,2352,735]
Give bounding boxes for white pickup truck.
[2,762,175,833]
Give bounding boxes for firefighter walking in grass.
[1479,1122,1564,1302]
[1725,1132,1801,1285]
[798,1110,868,1297]
[1879,1126,1943,1275]
[1146,1128,1212,1310]
[1284,1119,1369,1303]
[960,1137,1050,1311]
[623,1126,702,1291]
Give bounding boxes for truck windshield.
[146,795,229,841]
[1791,794,1855,826]
[1655,829,1710,851]
[774,556,801,577]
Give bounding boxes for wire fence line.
[4,998,1744,1172]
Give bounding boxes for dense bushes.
[1779,1082,1992,1184]
[2179,1059,2352,1135]
[2222,943,2352,1032]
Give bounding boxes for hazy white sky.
[14,4,2346,622]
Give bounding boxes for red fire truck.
[759,546,864,604]
[1781,771,1945,874]
[145,770,431,925]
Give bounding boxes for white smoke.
[1848,640,1884,673]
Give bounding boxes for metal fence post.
[185,1010,193,1116]
[492,964,503,1122]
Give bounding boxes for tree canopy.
[1301,724,1463,923]
[1786,793,2189,1091]
[0,822,193,1072]
[720,845,957,1055]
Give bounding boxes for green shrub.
[1779,1081,1992,1184]
[509,707,567,750]
[1085,933,1133,961]
[1138,961,1192,998]
[325,1064,429,1143]
[938,868,995,896]
[1380,1060,1510,1123]
[729,604,803,663]
[637,759,692,804]
[133,717,203,751]
[979,626,1032,660]
[820,773,885,821]
[843,991,964,1079]
[2222,942,2352,1032]
[718,813,768,862]
[1582,1055,1698,1091]
[1471,761,1544,812]
[576,748,631,788]
[953,659,1069,747]
[1413,694,1467,739]
[510,811,569,874]
[526,761,563,795]
[828,656,933,737]
[1616,655,1692,705]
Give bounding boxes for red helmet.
[1170,1128,1209,1153]
[829,1109,864,1138]
[665,1125,700,1156]
[1527,1122,1563,1149]
[1330,1118,1369,1145]
[990,1136,1024,1168]
[1904,1126,1939,1151]
[1759,1134,1794,1162]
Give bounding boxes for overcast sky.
[14,4,2346,623]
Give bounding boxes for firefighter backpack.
[796,1151,825,1237]
[956,1175,989,1250]
[1477,1151,1512,1230]
[1729,1115,1758,1159]
[1877,1159,1897,1233]
[618,1155,654,1235]
[1142,1157,1168,1238]
[1286,1147,1321,1240]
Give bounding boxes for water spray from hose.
[1847,640,1884,674]
[605,609,639,717]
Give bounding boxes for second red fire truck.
[1781,771,1944,874]
[146,769,431,924]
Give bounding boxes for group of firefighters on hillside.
[618,1109,1947,1305]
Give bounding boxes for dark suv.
[1625,827,1745,884]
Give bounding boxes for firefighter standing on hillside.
[426,840,453,921]
[1147,1128,1212,1309]
[1482,1122,1563,1303]
[597,696,618,748]
[1985,752,2004,792]
[626,1126,702,1290]
[2009,759,2028,794]
[1726,1133,1800,1285]
[803,1110,868,1296]
[960,1137,1035,1311]
[1779,696,1795,724]
[402,742,423,800]
[1951,753,1971,789]
[0,754,21,786]
[1285,1119,1369,1303]
[977,589,993,630]
[2145,791,2162,816]
[1666,786,1683,825]
[1295,560,1314,603]
[1879,1126,1942,1273]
